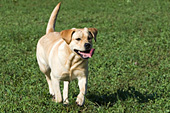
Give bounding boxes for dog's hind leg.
[36,45,54,96]
[45,69,55,96]
[37,57,54,96]
[40,65,54,96]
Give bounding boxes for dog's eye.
[76,38,81,41]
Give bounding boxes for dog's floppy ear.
[88,28,98,42]
[60,29,75,44]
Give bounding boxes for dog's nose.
[84,43,91,50]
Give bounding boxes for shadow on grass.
[87,87,158,107]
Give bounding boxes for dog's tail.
[46,2,61,34]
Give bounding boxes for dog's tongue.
[79,48,95,58]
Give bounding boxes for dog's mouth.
[74,49,95,59]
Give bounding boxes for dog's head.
[60,27,97,59]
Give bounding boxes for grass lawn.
[0,0,170,112]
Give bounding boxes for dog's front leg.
[63,81,69,105]
[76,76,87,106]
[51,73,62,103]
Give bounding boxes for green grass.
[0,0,170,112]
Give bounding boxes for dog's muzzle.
[74,48,95,59]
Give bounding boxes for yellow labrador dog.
[36,2,97,106]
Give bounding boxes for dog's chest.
[60,69,86,81]
[60,57,88,81]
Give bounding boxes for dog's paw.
[49,88,55,96]
[76,94,85,106]
[52,95,62,103]
[63,99,69,105]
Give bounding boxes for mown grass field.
[0,0,170,112]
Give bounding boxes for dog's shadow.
[87,87,158,107]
